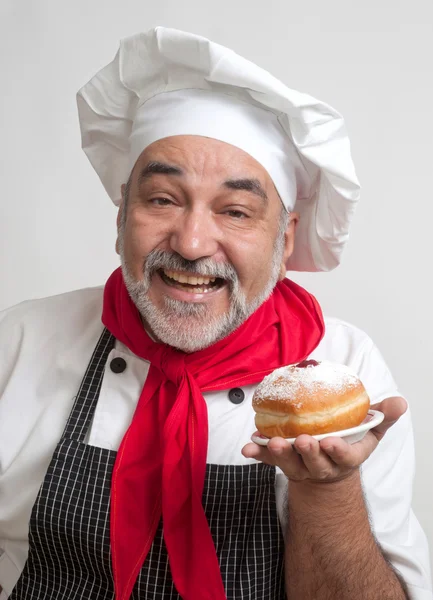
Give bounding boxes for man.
[0,26,431,600]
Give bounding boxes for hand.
[242,397,407,484]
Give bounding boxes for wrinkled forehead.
[131,135,275,185]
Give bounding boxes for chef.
[0,26,431,600]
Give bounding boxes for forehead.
[132,135,273,183]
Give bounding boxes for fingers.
[293,435,340,480]
[267,437,309,478]
[244,433,376,481]
[320,432,379,467]
[242,442,275,463]
[242,438,309,480]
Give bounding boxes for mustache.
[142,249,239,283]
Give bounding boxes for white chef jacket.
[0,286,431,599]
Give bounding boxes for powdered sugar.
[253,361,361,405]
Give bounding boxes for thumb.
[370,396,407,441]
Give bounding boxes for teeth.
[163,269,216,286]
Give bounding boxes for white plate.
[251,409,385,446]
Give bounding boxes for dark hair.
[120,173,133,227]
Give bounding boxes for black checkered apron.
[10,329,286,599]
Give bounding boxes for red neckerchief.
[102,267,324,599]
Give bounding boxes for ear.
[278,212,299,281]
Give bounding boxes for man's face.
[117,136,297,352]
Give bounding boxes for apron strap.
[61,328,116,442]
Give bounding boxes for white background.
[1,0,432,571]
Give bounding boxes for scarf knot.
[151,345,186,385]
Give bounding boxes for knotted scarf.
[102,267,324,599]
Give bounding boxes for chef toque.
[77,26,360,272]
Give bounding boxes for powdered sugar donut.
[252,360,370,438]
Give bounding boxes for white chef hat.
[77,26,360,272]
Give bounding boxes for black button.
[228,388,245,404]
[110,357,127,374]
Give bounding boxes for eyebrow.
[223,178,268,202]
[138,161,183,185]
[138,162,268,202]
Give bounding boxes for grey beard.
[118,226,286,353]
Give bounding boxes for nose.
[169,209,219,261]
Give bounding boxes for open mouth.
[158,269,226,294]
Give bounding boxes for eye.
[225,209,248,219]
[149,197,174,206]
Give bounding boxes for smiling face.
[117,135,298,352]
